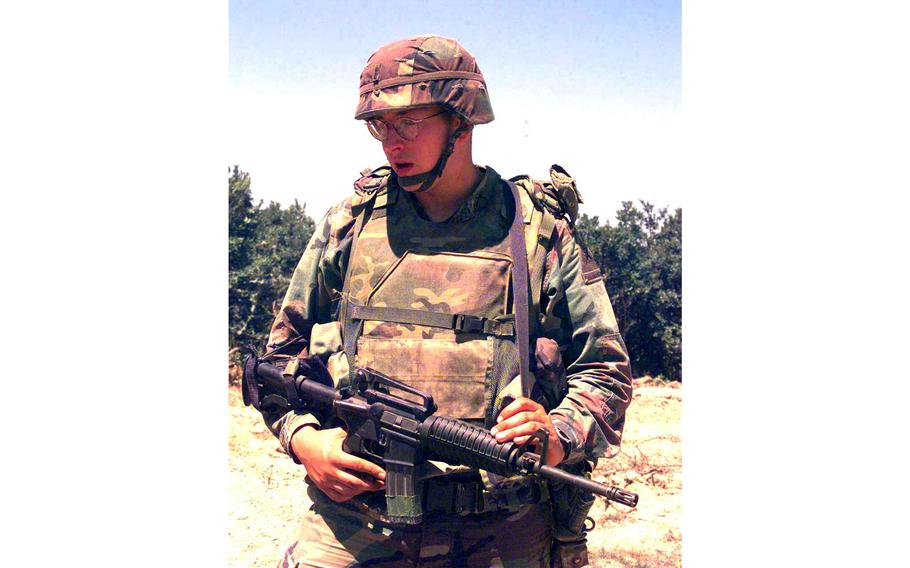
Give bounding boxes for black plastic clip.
[453,314,485,334]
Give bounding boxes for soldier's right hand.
[290,427,386,502]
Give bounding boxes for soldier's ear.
[445,112,465,132]
[452,118,473,140]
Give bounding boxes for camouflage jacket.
[261,166,633,466]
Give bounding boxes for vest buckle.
[453,314,485,334]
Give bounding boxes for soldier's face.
[374,106,454,182]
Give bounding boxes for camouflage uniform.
[257,35,633,568]
[281,484,554,567]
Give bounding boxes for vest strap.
[349,303,516,337]
[530,209,558,318]
[341,195,376,383]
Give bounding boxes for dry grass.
[228,374,681,567]
[587,377,682,567]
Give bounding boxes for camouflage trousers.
[279,485,554,568]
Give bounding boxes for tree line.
[229,166,315,361]
[229,166,681,380]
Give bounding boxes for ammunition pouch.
[551,538,590,568]
[548,458,597,567]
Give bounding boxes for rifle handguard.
[418,415,520,476]
[418,415,638,507]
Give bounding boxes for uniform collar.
[454,166,502,222]
[396,165,504,223]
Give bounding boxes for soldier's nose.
[383,135,405,154]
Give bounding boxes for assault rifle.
[241,354,638,524]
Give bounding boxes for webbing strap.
[397,125,467,194]
[422,478,547,515]
[360,70,484,95]
[341,197,375,383]
[349,304,515,337]
[505,180,533,399]
[530,211,557,318]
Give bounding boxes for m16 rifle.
[242,354,638,525]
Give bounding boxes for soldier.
[257,35,633,567]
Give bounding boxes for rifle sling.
[505,180,533,399]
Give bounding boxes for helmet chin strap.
[396,125,467,193]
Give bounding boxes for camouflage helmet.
[355,35,494,125]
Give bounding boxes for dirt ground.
[228,376,681,567]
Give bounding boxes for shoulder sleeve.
[541,220,634,463]
[257,198,360,458]
[266,198,357,353]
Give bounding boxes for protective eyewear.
[366,109,449,141]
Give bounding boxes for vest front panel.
[347,185,516,419]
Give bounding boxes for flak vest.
[337,167,562,426]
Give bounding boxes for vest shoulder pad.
[509,164,584,227]
[353,165,392,197]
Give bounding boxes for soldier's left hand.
[490,397,565,466]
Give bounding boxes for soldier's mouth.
[394,162,415,174]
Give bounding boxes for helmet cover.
[355,35,494,125]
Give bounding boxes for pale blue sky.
[229,0,681,220]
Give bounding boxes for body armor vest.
[340,176,522,425]
[336,165,580,426]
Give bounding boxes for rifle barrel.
[537,464,639,507]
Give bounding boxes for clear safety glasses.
[365,109,449,141]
